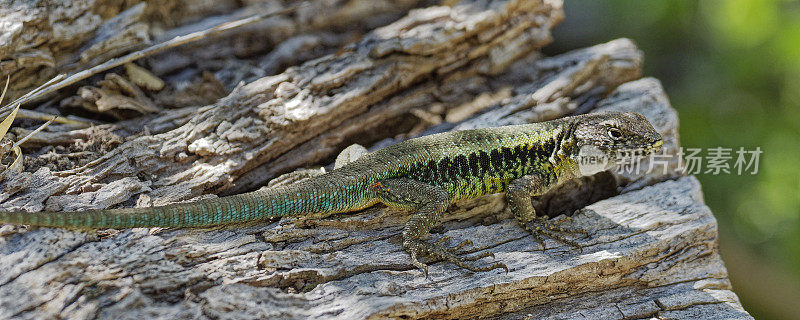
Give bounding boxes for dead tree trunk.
[0,0,752,319]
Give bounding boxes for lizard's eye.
[607,127,623,140]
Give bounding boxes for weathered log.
[0,0,752,319]
[3,0,565,209]
[0,0,426,105]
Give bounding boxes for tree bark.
[0,0,752,319]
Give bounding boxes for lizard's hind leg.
[371,178,507,276]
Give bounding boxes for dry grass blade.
[4,146,23,177]
[0,74,65,120]
[0,77,19,140]
[0,104,19,141]
[0,115,56,179]
[0,76,7,107]
[13,116,56,148]
[17,109,94,129]
[0,76,23,180]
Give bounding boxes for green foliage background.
[545,1,800,318]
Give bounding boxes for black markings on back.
[502,147,515,168]
[405,138,559,185]
[553,128,566,152]
[490,149,503,169]
[516,145,529,167]
[454,154,470,177]
[468,152,482,177]
[543,139,555,158]
[436,158,451,182]
[424,159,438,182]
[479,151,491,174]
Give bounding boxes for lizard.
[0,111,662,274]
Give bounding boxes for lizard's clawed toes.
[404,238,507,275]
[518,216,589,252]
[460,251,494,261]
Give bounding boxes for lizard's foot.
[517,215,589,251]
[403,238,508,277]
[435,237,495,261]
[435,236,473,252]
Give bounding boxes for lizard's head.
[570,111,663,175]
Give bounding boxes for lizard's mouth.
[604,139,662,153]
[604,139,663,160]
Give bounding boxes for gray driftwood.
[0,0,752,319]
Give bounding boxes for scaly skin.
[0,111,663,274]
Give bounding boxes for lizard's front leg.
[371,178,507,275]
[507,172,589,250]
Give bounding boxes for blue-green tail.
[0,176,375,229]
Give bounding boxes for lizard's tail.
[0,177,375,229]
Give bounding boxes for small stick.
[17,109,95,128]
[13,116,56,148]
